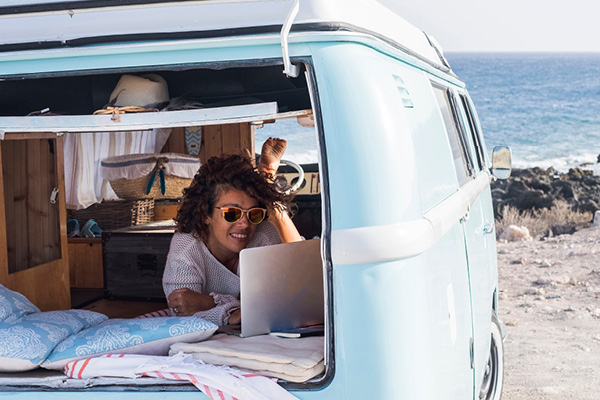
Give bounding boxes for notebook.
[221,238,324,338]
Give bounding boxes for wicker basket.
[67,199,155,231]
[101,153,200,200]
[109,175,191,200]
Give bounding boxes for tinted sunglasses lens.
[221,207,243,223]
[248,208,266,224]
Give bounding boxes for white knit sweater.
[163,221,281,325]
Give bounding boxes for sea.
[257,52,600,173]
[447,52,600,173]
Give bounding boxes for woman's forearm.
[269,207,302,243]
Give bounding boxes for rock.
[568,277,578,285]
[568,167,592,177]
[529,178,552,193]
[554,275,571,284]
[511,258,528,264]
[500,225,533,241]
[558,184,577,200]
[525,287,545,296]
[535,277,555,286]
[575,344,591,352]
[593,210,600,227]
[504,320,519,327]
[513,190,554,210]
[540,259,552,268]
[505,179,531,198]
[576,199,599,213]
[551,224,576,236]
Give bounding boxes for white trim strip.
[330,172,491,265]
[0,102,280,134]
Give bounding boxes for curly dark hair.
[175,154,291,241]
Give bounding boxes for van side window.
[432,84,474,184]
[459,94,486,171]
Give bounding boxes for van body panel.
[0,0,444,69]
[309,43,421,231]
[410,74,462,211]
[330,173,490,264]
[462,189,496,387]
[325,225,475,398]
[0,39,297,77]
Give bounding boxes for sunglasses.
[215,206,267,224]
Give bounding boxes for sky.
[378,0,600,52]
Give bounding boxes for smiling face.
[205,186,261,268]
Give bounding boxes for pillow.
[0,309,107,372]
[0,284,40,323]
[42,316,218,370]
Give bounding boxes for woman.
[163,138,301,325]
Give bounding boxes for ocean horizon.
[446,52,600,173]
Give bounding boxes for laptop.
[220,238,324,338]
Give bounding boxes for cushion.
[42,316,218,370]
[0,309,108,372]
[0,284,40,323]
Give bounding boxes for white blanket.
[170,334,325,383]
[65,352,298,400]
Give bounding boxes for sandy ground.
[497,226,600,399]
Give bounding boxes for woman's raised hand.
[258,137,286,178]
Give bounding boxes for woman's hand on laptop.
[168,288,216,316]
[228,309,241,324]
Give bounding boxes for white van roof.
[0,0,448,71]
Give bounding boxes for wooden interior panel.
[83,299,168,319]
[3,139,61,272]
[160,126,186,154]
[160,123,254,163]
[68,238,103,289]
[0,144,6,276]
[4,259,70,311]
[200,123,254,161]
[0,133,70,311]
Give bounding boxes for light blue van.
[0,0,509,398]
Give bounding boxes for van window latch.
[50,187,59,204]
[281,0,300,78]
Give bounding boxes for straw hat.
[109,74,170,108]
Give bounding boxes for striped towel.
[135,308,172,318]
[64,352,298,400]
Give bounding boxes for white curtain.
[64,128,171,209]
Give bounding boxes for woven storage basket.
[101,153,200,200]
[67,199,155,231]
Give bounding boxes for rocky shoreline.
[491,167,600,215]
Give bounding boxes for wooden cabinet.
[68,238,103,289]
[0,132,70,310]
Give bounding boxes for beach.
[498,227,600,399]
[493,168,600,399]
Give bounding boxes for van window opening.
[0,60,331,390]
[432,83,474,185]
[459,94,486,171]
